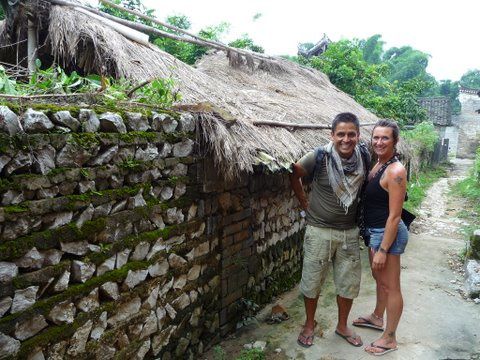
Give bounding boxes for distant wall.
[456,92,480,158]
[419,96,451,126]
[443,126,459,156]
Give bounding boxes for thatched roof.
[0,2,382,177]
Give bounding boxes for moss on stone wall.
[0,218,107,261]
[0,259,151,331]
[3,205,29,214]
[12,261,71,290]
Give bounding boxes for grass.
[451,158,480,260]
[404,165,448,213]
[213,345,265,360]
[236,349,265,360]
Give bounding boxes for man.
[290,112,369,348]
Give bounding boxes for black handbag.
[401,208,416,229]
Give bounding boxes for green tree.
[98,0,155,24]
[437,80,461,114]
[383,46,432,83]
[359,34,384,64]
[154,19,229,64]
[229,34,264,53]
[352,78,429,126]
[307,39,389,99]
[460,69,480,89]
[98,1,229,64]
[297,38,429,126]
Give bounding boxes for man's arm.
[290,163,309,210]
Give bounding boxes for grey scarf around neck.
[324,142,365,213]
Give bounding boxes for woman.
[353,119,409,356]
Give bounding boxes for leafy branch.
[0,62,180,108]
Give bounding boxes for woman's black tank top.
[364,162,395,228]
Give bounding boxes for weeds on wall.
[0,63,180,108]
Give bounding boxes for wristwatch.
[378,247,388,254]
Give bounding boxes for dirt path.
[205,158,480,360]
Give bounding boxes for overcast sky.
[94,0,479,81]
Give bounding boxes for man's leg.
[298,226,330,347]
[353,248,386,328]
[304,295,319,330]
[336,295,353,333]
[332,228,362,346]
[298,295,319,346]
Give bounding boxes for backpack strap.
[312,146,326,180]
[301,146,326,184]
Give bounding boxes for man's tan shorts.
[300,225,361,299]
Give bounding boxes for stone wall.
[199,161,305,336]
[0,104,222,359]
[0,103,306,359]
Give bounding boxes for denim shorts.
[367,220,409,255]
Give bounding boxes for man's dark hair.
[331,112,360,133]
[373,119,400,144]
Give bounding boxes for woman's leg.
[383,254,403,339]
[366,254,403,354]
[371,248,388,320]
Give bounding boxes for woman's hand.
[372,251,387,270]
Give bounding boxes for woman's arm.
[372,162,407,269]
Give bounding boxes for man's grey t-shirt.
[298,150,358,230]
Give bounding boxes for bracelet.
[378,247,388,254]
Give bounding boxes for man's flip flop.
[297,320,317,348]
[334,330,363,347]
[352,316,384,331]
[297,333,314,348]
[365,342,398,356]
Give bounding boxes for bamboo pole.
[252,120,376,129]
[50,0,276,64]
[74,7,150,45]
[27,18,37,74]
[50,0,224,50]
